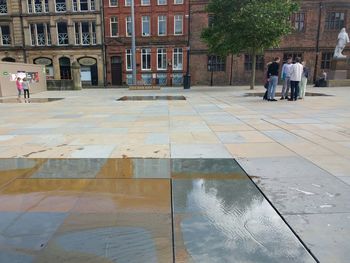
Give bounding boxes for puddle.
[0,158,316,263]
[117,95,186,101]
[244,92,331,97]
[0,98,64,103]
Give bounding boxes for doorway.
[111,56,122,85]
[59,57,71,79]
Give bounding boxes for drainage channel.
[0,158,316,262]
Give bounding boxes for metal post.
[131,0,137,85]
[183,0,191,89]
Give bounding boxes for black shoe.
[288,98,293,101]
[280,97,285,100]
[271,99,277,101]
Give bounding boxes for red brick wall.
[189,0,350,86]
[104,0,189,85]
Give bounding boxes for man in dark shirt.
[267,57,280,101]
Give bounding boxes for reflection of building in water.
[175,179,311,261]
[0,0,104,86]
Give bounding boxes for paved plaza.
[0,85,350,262]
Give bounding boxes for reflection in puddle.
[0,158,315,262]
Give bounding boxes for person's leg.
[303,78,307,98]
[267,78,273,100]
[299,77,306,98]
[271,76,278,100]
[281,78,287,99]
[295,81,300,100]
[286,77,291,99]
[24,90,27,99]
[290,81,295,100]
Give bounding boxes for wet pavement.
[0,158,315,262]
[0,98,63,103]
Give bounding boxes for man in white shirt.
[289,57,304,101]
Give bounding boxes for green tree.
[201,0,299,89]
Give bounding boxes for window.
[157,0,166,5]
[208,15,214,27]
[325,12,345,30]
[57,22,68,45]
[244,55,264,71]
[142,74,152,85]
[126,16,132,36]
[321,52,333,69]
[30,23,51,46]
[157,73,167,85]
[157,48,167,70]
[174,0,183,4]
[0,25,11,45]
[158,15,166,36]
[126,49,133,70]
[292,12,305,32]
[142,16,150,36]
[283,52,303,62]
[27,0,49,13]
[208,55,226,71]
[174,15,183,35]
[172,73,183,85]
[72,0,95,11]
[110,17,118,36]
[126,74,132,85]
[125,0,131,6]
[75,21,96,45]
[173,48,183,70]
[141,48,151,70]
[141,0,150,5]
[109,0,117,6]
[0,0,7,14]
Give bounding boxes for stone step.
[128,85,161,90]
[327,79,350,87]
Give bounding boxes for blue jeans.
[290,81,300,100]
[268,76,278,100]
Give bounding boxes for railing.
[1,34,11,45]
[0,3,7,14]
[55,3,66,12]
[29,2,48,13]
[58,33,68,45]
[34,3,43,13]
[75,33,80,45]
[81,32,90,45]
[37,33,46,46]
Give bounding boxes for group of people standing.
[16,77,30,101]
[264,56,309,101]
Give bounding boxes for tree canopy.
[201,0,300,89]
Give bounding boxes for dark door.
[111,56,122,85]
[59,57,71,79]
[91,64,98,85]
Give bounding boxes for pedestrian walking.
[16,77,23,99]
[22,78,30,100]
[280,57,293,100]
[299,61,309,99]
[289,57,303,101]
[263,62,272,101]
[267,57,280,101]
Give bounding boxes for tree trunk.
[250,52,256,90]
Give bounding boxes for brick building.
[189,0,350,86]
[0,0,104,86]
[104,0,189,86]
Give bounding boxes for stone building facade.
[104,0,189,86]
[189,0,350,86]
[0,0,104,86]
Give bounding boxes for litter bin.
[183,74,191,89]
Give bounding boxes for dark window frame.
[321,52,333,69]
[244,54,265,71]
[325,11,346,30]
[291,12,306,32]
[207,55,226,72]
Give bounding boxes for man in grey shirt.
[280,57,292,100]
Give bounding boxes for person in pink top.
[16,77,23,99]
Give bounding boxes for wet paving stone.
[0,158,316,262]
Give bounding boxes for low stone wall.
[47,80,74,90]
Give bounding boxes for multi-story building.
[104,0,189,86]
[190,0,350,86]
[0,0,104,86]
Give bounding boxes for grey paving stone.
[0,212,67,250]
[254,175,350,214]
[0,250,34,263]
[285,213,350,263]
[145,133,169,145]
[173,179,315,263]
[237,156,333,179]
[171,144,232,158]
[31,159,107,178]
[262,130,302,142]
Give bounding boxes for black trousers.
[290,81,299,100]
[24,89,30,99]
